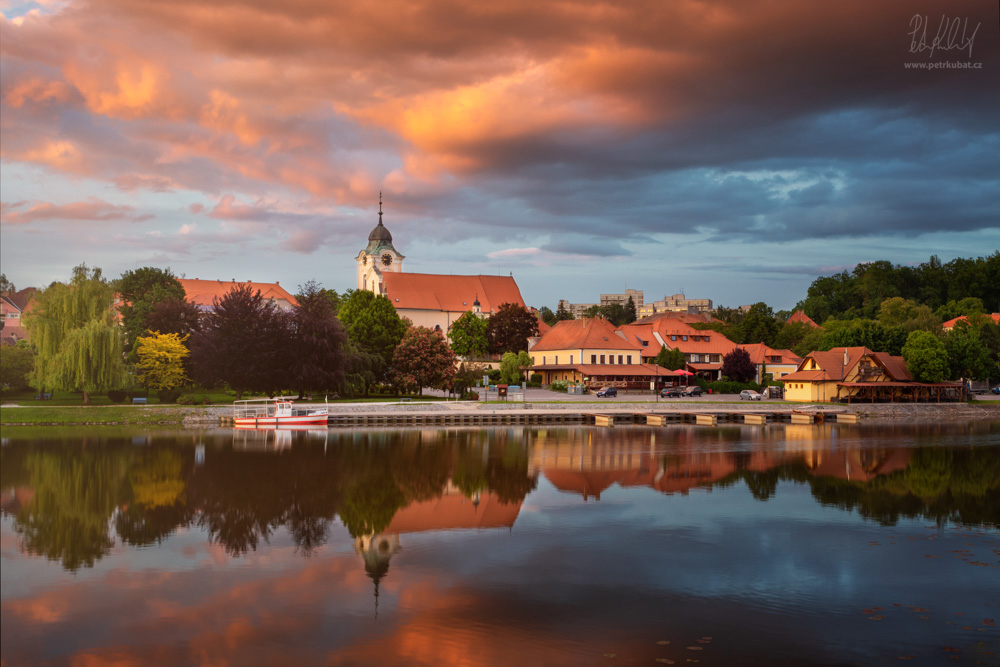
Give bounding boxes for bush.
[694,379,761,395]
[550,380,570,393]
[460,390,479,401]
[158,389,182,404]
[487,369,501,383]
[527,380,542,388]
[529,373,542,384]
[178,394,210,405]
[107,390,128,403]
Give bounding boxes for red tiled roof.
[382,272,525,313]
[787,310,821,328]
[779,369,830,382]
[871,353,913,381]
[942,313,1000,329]
[533,363,677,377]
[797,346,872,381]
[740,343,802,366]
[2,287,37,312]
[634,311,718,325]
[178,279,299,308]
[384,491,520,534]
[621,321,737,356]
[536,319,552,335]
[687,362,722,371]
[532,318,641,352]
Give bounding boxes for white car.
[740,390,763,400]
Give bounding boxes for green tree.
[449,310,489,358]
[624,296,637,324]
[944,321,997,382]
[116,267,186,353]
[295,280,342,314]
[189,283,292,399]
[486,302,538,354]
[901,330,950,383]
[654,345,686,371]
[774,321,815,353]
[498,350,533,385]
[722,347,756,383]
[737,302,780,346]
[0,273,14,294]
[24,264,128,404]
[338,290,407,374]
[538,306,557,327]
[392,326,456,394]
[556,302,574,320]
[0,341,34,392]
[601,302,628,326]
[935,297,986,322]
[135,332,189,391]
[820,319,908,355]
[290,281,347,396]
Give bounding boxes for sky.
[1,0,998,312]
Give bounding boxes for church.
[356,198,527,333]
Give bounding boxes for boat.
[233,397,329,427]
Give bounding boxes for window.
[543,356,547,365]
[600,355,606,364]
[641,340,649,347]
[627,355,632,364]
[704,336,710,342]
[555,355,559,364]
[671,335,677,341]
[618,355,624,364]
[591,355,597,364]
[570,355,574,364]
[682,335,688,341]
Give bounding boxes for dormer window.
[671,335,677,341]
[704,336,710,342]
[682,335,688,341]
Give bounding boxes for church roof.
[381,272,524,313]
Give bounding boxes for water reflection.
[1,422,999,665]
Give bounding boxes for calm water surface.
[2,422,999,666]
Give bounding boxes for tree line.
[5,264,540,402]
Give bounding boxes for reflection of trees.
[14,448,131,570]
[485,442,537,504]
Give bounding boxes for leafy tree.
[654,345,686,370]
[583,304,603,318]
[793,326,827,359]
[774,321,815,353]
[135,332,189,391]
[499,350,532,384]
[24,264,128,404]
[290,282,347,397]
[449,310,489,358]
[555,302,574,320]
[392,326,456,394]
[713,305,746,326]
[452,362,488,396]
[0,273,14,294]
[624,296,637,324]
[935,297,986,322]
[722,347,756,383]
[338,290,407,373]
[877,297,940,332]
[0,341,35,391]
[737,302,780,346]
[902,330,950,383]
[819,319,907,355]
[538,306,557,327]
[295,280,342,315]
[143,296,203,337]
[116,267,186,353]
[189,283,292,399]
[343,339,385,397]
[944,321,998,382]
[601,302,628,326]
[486,302,538,354]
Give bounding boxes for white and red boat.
[233,398,329,427]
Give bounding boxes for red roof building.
[178,278,299,311]
[942,313,1000,331]
[787,310,821,328]
[0,287,37,345]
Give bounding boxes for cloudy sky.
[1,0,997,311]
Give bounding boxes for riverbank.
[2,399,997,426]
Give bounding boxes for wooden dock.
[220,409,856,428]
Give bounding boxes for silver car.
[740,389,763,400]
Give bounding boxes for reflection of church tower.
[353,533,401,618]
[356,193,405,295]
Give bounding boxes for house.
[529,317,677,389]
[942,313,1000,331]
[357,199,526,333]
[0,287,37,345]
[781,346,962,403]
[786,310,821,328]
[619,318,737,380]
[178,279,299,312]
[739,343,803,384]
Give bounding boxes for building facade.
[637,293,712,318]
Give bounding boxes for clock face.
[381,253,393,266]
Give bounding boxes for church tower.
[356,193,405,294]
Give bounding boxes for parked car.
[660,387,681,398]
[596,387,617,397]
[740,390,763,401]
[681,386,703,397]
[992,385,1000,395]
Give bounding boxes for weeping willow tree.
[24,264,127,405]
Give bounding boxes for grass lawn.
[0,405,196,425]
